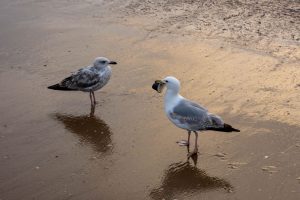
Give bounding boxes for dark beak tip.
[109,61,117,65]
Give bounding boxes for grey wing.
[184,99,208,112]
[185,99,224,128]
[170,100,212,130]
[60,68,100,89]
[207,113,224,128]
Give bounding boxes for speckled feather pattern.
[59,65,111,92]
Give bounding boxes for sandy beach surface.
[0,0,299,199]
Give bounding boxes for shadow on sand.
[53,112,113,154]
[150,154,232,200]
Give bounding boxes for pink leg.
[186,131,191,152]
[187,131,191,146]
[187,131,199,158]
[194,131,198,153]
[89,91,93,106]
[92,91,96,105]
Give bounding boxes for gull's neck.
[164,88,182,111]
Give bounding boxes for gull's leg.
[89,91,94,106]
[187,131,191,146]
[194,131,199,153]
[89,91,95,116]
[90,104,95,116]
[188,131,199,158]
[186,131,191,152]
[187,152,198,166]
[92,91,96,105]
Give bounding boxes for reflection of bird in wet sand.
[48,57,117,109]
[54,113,112,154]
[150,159,232,200]
[152,76,240,157]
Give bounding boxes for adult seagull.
[152,76,240,156]
[48,57,117,107]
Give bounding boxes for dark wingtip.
[48,84,74,91]
[232,128,240,132]
[48,84,60,90]
[206,124,240,132]
[224,123,240,132]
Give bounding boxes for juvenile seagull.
[48,57,117,107]
[152,76,240,156]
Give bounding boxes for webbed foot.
[176,140,189,146]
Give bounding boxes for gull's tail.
[48,84,76,91]
[207,123,240,132]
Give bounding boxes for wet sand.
[0,0,300,200]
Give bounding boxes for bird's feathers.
[60,68,101,89]
[207,113,224,128]
[47,83,76,91]
[169,98,232,131]
[184,99,208,112]
[206,123,240,132]
[48,65,111,92]
[170,100,210,130]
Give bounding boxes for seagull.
[152,76,240,157]
[48,57,117,107]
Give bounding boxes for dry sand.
[0,0,299,200]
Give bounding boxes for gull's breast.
[164,95,189,130]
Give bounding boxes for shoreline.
[0,1,300,200]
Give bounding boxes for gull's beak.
[152,80,166,93]
[109,61,117,65]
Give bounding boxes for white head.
[152,76,181,94]
[93,57,117,69]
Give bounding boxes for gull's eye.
[165,80,169,83]
[100,61,106,64]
